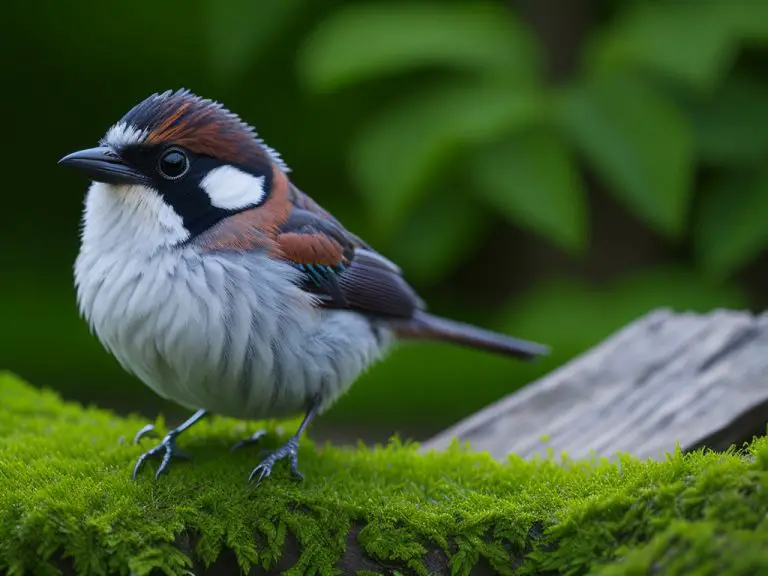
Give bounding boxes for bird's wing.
[276,184,425,318]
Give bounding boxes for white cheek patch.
[200,165,267,211]
[103,122,147,149]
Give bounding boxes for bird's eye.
[157,147,189,180]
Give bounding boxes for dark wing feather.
[276,187,425,319]
[320,248,425,318]
[275,208,353,307]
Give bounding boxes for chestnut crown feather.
[103,88,290,173]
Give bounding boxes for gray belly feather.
[75,248,393,420]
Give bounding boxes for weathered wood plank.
[421,308,768,461]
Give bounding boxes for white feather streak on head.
[200,165,267,211]
[102,122,147,149]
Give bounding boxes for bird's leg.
[132,409,209,480]
[246,400,321,487]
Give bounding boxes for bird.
[59,89,550,486]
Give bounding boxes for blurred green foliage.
[2,0,767,440]
[299,0,768,274]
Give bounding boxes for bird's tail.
[392,311,550,360]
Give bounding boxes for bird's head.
[60,89,290,245]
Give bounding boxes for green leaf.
[470,130,587,254]
[728,0,768,43]
[385,189,490,287]
[694,167,768,279]
[558,73,694,240]
[350,82,548,234]
[690,74,768,166]
[204,0,303,82]
[586,1,742,91]
[297,2,538,93]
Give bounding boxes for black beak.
[58,146,146,185]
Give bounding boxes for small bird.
[59,89,550,485]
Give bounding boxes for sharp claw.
[133,423,158,444]
[132,453,150,479]
[248,465,269,485]
[289,452,303,480]
[155,459,172,479]
[246,437,304,487]
[131,435,191,480]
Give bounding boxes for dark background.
[2,0,767,444]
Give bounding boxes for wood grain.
[421,308,768,461]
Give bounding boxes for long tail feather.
[393,311,550,360]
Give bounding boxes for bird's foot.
[247,437,304,486]
[229,429,268,452]
[133,423,159,444]
[132,425,192,480]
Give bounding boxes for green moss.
[1,371,768,576]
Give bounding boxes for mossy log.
[2,373,768,575]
